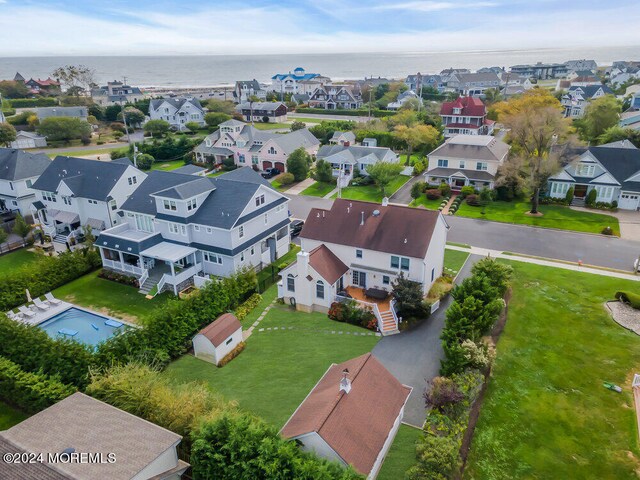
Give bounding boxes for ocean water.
[1,46,638,88]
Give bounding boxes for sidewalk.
[284,178,316,195]
[571,206,640,241]
[446,245,640,282]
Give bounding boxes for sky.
[0,0,639,56]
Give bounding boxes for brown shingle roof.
[308,245,349,285]
[198,313,241,347]
[1,392,184,480]
[0,436,70,479]
[300,199,442,259]
[280,353,411,476]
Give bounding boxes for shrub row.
[440,259,512,376]
[0,355,76,413]
[0,249,101,312]
[7,97,58,108]
[328,300,377,330]
[99,268,139,287]
[234,293,262,322]
[217,341,246,367]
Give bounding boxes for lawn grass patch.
[52,270,172,324]
[464,261,640,480]
[240,286,278,326]
[46,147,121,159]
[256,245,301,291]
[444,248,470,276]
[0,401,28,429]
[252,123,290,130]
[335,175,410,203]
[163,304,378,427]
[0,249,40,273]
[300,181,335,197]
[456,200,620,236]
[151,160,188,172]
[410,195,444,210]
[287,117,322,124]
[378,424,423,480]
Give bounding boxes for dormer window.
[163,199,177,211]
[453,107,461,114]
[255,194,265,207]
[268,147,276,155]
[187,198,197,211]
[576,163,595,177]
[127,176,137,186]
[239,225,244,238]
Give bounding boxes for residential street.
[372,254,480,427]
[287,194,640,271]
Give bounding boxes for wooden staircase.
[379,309,399,335]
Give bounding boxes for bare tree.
[51,65,97,95]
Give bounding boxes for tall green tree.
[582,95,622,141]
[0,122,17,147]
[314,159,333,183]
[204,112,231,128]
[37,117,91,142]
[393,124,441,164]
[118,107,145,128]
[364,161,404,197]
[143,119,170,138]
[207,99,236,115]
[12,213,32,241]
[286,147,312,181]
[0,80,29,99]
[247,94,261,124]
[597,125,640,147]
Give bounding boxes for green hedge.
[234,293,262,322]
[295,107,390,118]
[0,355,76,413]
[0,249,101,312]
[616,291,640,309]
[8,97,58,108]
[0,314,95,388]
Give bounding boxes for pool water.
[38,308,126,347]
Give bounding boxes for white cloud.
[374,1,499,12]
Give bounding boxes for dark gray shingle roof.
[0,148,51,181]
[589,145,640,190]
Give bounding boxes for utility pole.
[417,72,423,112]
[368,83,372,121]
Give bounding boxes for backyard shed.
[193,313,242,365]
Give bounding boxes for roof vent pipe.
[360,211,365,226]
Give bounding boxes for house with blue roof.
[271,67,322,95]
[95,167,291,295]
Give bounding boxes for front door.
[574,184,588,198]
[352,270,366,288]
[452,178,466,188]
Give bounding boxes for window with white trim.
[576,163,595,177]
[135,214,154,233]
[169,223,180,234]
[356,249,362,259]
[206,227,212,234]
[187,198,197,211]
[127,176,137,185]
[194,225,200,231]
[287,274,295,292]
[109,199,117,211]
[264,213,268,224]
[255,194,265,207]
[239,225,244,238]
[203,252,223,264]
[383,275,390,285]
[459,161,466,169]
[62,196,72,206]
[476,162,488,171]
[316,281,325,299]
[437,159,449,168]
[43,191,56,202]
[163,199,177,211]
[268,147,276,154]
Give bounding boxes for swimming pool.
[38,307,127,347]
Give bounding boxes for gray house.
[149,97,205,131]
[0,148,51,216]
[34,106,88,122]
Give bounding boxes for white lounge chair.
[7,310,23,321]
[45,293,62,305]
[18,305,36,318]
[33,298,50,311]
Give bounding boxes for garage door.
[274,162,285,172]
[14,139,34,149]
[619,193,640,210]
[262,161,273,170]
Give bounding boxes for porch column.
[118,251,124,269]
[170,263,177,295]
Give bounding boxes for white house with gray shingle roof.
[30,156,146,247]
[149,97,205,131]
[0,148,51,217]
[316,144,399,186]
[96,167,290,295]
[194,120,319,172]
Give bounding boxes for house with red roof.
[281,353,411,479]
[439,96,494,137]
[24,77,60,94]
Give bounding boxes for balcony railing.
[170,263,203,285]
[102,258,144,276]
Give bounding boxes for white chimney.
[360,211,365,226]
[339,368,351,394]
[382,197,389,206]
[297,250,310,275]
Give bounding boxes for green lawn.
[164,304,378,427]
[0,249,40,273]
[46,147,121,159]
[52,270,171,324]
[300,181,336,197]
[378,424,423,480]
[287,117,322,124]
[443,248,469,276]
[334,176,410,203]
[253,123,290,130]
[409,195,444,210]
[464,261,640,480]
[256,245,301,291]
[151,160,189,172]
[0,402,28,430]
[456,200,620,236]
[207,170,226,177]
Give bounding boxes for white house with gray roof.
[34,106,88,122]
[426,134,510,190]
[0,148,51,217]
[30,156,146,247]
[234,79,266,103]
[316,144,400,186]
[149,97,205,131]
[194,119,319,172]
[96,167,290,295]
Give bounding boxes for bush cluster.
[0,355,76,413]
[8,97,58,108]
[99,268,139,287]
[217,341,246,367]
[234,293,262,322]
[440,259,512,376]
[426,189,441,200]
[277,172,295,185]
[0,249,101,312]
[328,300,376,330]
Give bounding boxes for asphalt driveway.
[372,254,481,427]
[389,173,424,205]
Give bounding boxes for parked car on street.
[261,167,281,179]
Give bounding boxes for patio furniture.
[104,319,123,328]
[18,305,36,318]
[7,311,23,321]
[33,298,50,311]
[45,292,62,305]
[58,328,78,337]
[365,287,388,300]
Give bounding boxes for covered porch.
[426,169,494,191]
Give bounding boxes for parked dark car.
[261,167,281,179]
[290,220,304,237]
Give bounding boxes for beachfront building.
[30,156,145,247]
[547,141,640,211]
[194,119,319,172]
[439,96,494,136]
[233,80,267,104]
[281,353,411,480]
[307,85,363,110]
[0,148,51,217]
[149,97,205,131]
[278,199,448,333]
[446,72,501,96]
[91,80,146,106]
[405,73,443,93]
[425,134,510,190]
[22,76,60,94]
[565,59,598,73]
[561,85,614,118]
[509,62,568,79]
[237,101,288,123]
[271,67,322,95]
[96,167,290,295]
